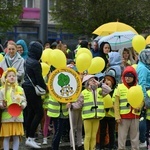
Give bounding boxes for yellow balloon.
[0,54,4,62]
[127,85,144,108]
[88,57,105,74]
[146,35,150,45]
[76,53,92,73]
[103,94,113,108]
[41,48,52,65]
[41,62,50,77]
[76,48,92,59]
[132,64,137,70]
[50,49,67,68]
[132,35,146,53]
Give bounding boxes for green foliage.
[50,0,150,36]
[0,0,23,36]
[58,73,70,87]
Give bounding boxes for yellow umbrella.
[92,21,138,36]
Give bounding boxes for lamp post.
[39,0,48,44]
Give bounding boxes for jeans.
[51,118,66,150]
[139,118,146,143]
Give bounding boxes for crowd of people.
[0,37,149,150]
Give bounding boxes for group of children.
[0,42,147,150]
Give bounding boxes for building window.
[23,0,36,8]
[48,0,61,11]
[48,0,55,11]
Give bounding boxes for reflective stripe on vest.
[47,97,68,117]
[117,84,140,115]
[82,88,105,119]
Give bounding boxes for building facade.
[5,0,76,49]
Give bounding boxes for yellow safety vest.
[82,88,105,119]
[2,86,24,120]
[146,109,150,120]
[117,84,140,115]
[47,96,68,117]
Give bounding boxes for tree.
[0,0,23,37]
[50,0,150,36]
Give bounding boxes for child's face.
[6,71,16,84]
[104,78,113,88]
[125,76,134,83]
[88,77,99,88]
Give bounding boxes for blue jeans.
[139,118,147,143]
[51,118,66,150]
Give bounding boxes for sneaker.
[139,141,147,148]
[33,138,41,146]
[25,137,41,149]
[43,137,48,145]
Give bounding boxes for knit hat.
[124,72,135,78]
[104,68,116,87]
[82,75,98,83]
[104,76,115,85]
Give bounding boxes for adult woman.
[99,42,111,73]
[0,41,24,85]
[118,48,136,72]
[23,41,47,149]
[16,39,28,59]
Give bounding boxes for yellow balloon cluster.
[127,85,144,108]
[132,35,146,53]
[41,48,67,69]
[75,48,105,74]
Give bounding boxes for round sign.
[8,103,22,117]
[48,67,82,103]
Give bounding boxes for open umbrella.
[98,31,136,50]
[93,21,138,36]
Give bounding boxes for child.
[42,93,51,145]
[0,67,27,150]
[99,69,117,150]
[67,75,106,150]
[47,95,69,150]
[114,66,143,150]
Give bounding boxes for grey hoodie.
[108,52,122,83]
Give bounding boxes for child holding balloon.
[99,68,117,150]
[114,66,144,150]
[0,67,27,150]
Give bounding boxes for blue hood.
[108,52,122,66]
[16,39,28,59]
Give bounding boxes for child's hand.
[116,119,121,124]
[101,83,112,96]
[134,108,140,113]
[20,102,26,109]
[66,103,72,109]
[3,100,7,108]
